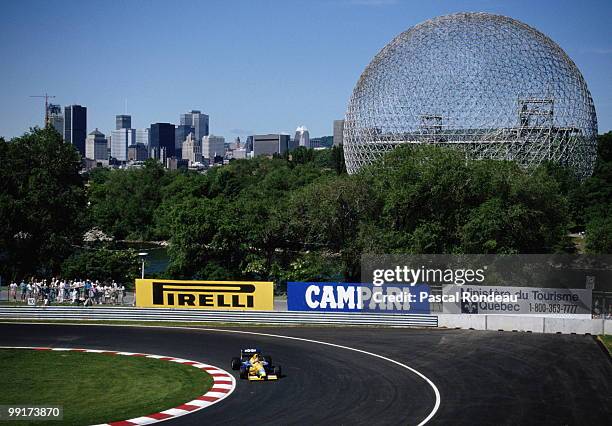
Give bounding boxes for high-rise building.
[64,105,87,156]
[181,133,202,164]
[294,126,310,148]
[127,143,148,161]
[333,119,344,146]
[252,134,289,157]
[111,128,136,161]
[47,104,64,136]
[136,128,150,148]
[202,135,225,160]
[180,110,209,142]
[229,137,241,150]
[116,115,131,130]
[85,129,108,161]
[175,124,195,156]
[245,135,254,152]
[150,123,176,160]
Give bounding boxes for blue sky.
[0,0,610,141]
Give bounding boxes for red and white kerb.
[5,346,236,425]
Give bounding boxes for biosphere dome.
[343,12,598,178]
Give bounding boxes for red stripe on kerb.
[175,404,200,411]
[209,387,230,393]
[147,412,174,420]
[196,395,219,402]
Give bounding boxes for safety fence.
[0,306,438,327]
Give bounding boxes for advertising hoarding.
[135,279,274,311]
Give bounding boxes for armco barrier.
[0,306,438,327]
[605,320,612,335]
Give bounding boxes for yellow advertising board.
[135,279,274,311]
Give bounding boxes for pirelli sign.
[135,279,274,311]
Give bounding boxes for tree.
[0,127,86,279]
[287,174,379,280]
[577,132,612,252]
[88,159,170,240]
[585,216,612,254]
[61,247,140,286]
[366,145,571,254]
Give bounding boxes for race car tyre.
[239,366,248,379]
[274,366,282,377]
[263,355,272,365]
[231,357,241,370]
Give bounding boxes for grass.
[0,349,213,425]
[599,335,612,356]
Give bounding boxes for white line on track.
[0,321,441,425]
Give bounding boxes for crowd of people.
[7,278,127,306]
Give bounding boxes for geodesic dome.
[343,12,598,178]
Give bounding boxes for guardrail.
[0,306,438,327]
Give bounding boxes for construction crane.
[30,93,56,126]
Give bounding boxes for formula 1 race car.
[231,348,282,381]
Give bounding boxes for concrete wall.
[437,314,486,330]
[544,318,604,335]
[438,314,611,335]
[486,315,544,333]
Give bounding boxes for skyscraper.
[180,110,209,142]
[47,104,63,135]
[127,144,148,161]
[85,129,108,161]
[333,119,344,146]
[175,124,195,157]
[136,128,150,147]
[294,126,310,148]
[202,135,225,160]
[245,135,254,152]
[252,134,289,157]
[150,123,176,160]
[181,133,202,164]
[64,105,87,156]
[116,115,132,130]
[111,128,136,161]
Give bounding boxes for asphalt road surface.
[0,323,610,425]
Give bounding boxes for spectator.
[19,280,26,301]
[10,277,131,307]
[9,281,18,301]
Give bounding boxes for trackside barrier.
[439,314,610,335]
[0,307,438,327]
[543,318,605,335]
[437,314,486,330]
[486,315,544,333]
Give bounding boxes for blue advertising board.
[287,282,430,313]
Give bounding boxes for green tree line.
[1,128,611,285]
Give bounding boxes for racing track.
[1,323,611,425]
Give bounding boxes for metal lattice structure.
[343,12,598,178]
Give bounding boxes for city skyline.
[1,0,611,142]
